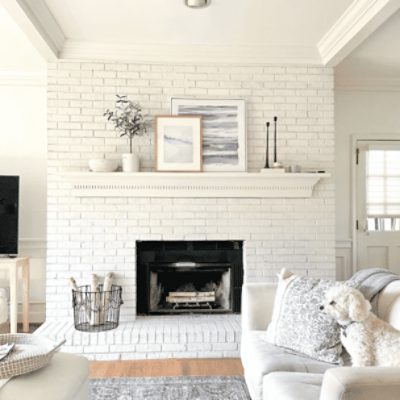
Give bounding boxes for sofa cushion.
[263,372,323,400]
[265,269,342,363]
[241,331,333,400]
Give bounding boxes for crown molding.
[318,0,400,66]
[0,70,46,86]
[0,0,65,60]
[335,75,400,91]
[60,40,322,65]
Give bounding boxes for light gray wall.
[335,88,400,277]
[0,81,47,322]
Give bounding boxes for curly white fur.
[322,285,400,367]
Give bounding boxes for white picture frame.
[155,115,203,172]
[171,98,246,172]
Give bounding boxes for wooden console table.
[0,257,30,333]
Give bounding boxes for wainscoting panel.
[335,239,353,280]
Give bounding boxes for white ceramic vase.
[122,153,140,172]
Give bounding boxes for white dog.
[321,285,400,367]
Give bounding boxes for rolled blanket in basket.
[100,273,114,324]
[90,274,101,326]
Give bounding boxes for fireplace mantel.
[60,171,330,198]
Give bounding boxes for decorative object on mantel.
[185,0,211,9]
[264,122,270,168]
[260,117,285,174]
[272,116,284,170]
[70,273,123,332]
[104,95,148,173]
[287,165,302,173]
[61,171,330,199]
[155,115,203,172]
[171,98,246,172]
[88,159,119,173]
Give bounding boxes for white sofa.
[241,281,400,400]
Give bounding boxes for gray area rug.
[90,376,250,400]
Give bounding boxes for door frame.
[351,133,400,274]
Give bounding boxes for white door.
[356,140,400,274]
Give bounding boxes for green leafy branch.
[104,95,149,153]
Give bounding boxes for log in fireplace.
[136,240,243,315]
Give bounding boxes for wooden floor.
[90,358,244,378]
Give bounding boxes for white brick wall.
[47,60,335,322]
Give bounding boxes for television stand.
[0,257,30,333]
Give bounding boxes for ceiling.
[0,5,45,71]
[336,9,400,85]
[44,0,352,47]
[1,0,400,75]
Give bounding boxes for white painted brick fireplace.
[39,60,335,360]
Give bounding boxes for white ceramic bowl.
[88,159,119,172]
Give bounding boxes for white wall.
[0,84,47,239]
[335,87,400,277]
[0,81,47,322]
[0,5,47,322]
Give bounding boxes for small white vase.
[122,153,140,172]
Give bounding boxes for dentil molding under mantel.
[60,172,330,198]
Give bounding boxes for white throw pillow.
[265,269,342,364]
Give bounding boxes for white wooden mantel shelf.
[61,172,330,198]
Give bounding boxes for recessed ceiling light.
[185,0,210,9]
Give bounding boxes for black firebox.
[136,241,243,315]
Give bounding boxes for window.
[366,146,400,231]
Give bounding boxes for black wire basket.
[72,284,123,332]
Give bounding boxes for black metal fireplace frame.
[136,240,243,315]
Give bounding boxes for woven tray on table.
[0,334,65,379]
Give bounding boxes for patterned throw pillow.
[265,269,342,364]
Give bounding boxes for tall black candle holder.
[264,122,270,169]
[260,116,285,173]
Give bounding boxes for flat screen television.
[0,176,19,255]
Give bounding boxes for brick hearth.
[36,315,241,360]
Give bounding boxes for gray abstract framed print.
[171,98,246,172]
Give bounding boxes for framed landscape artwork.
[155,115,202,172]
[171,98,246,172]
